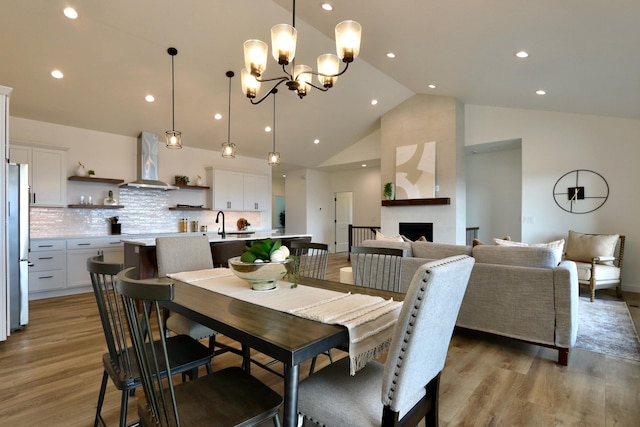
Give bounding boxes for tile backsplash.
[30,187,264,238]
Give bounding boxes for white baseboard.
[622,283,640,294]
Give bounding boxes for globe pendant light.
[221,71,237,158]
[268,89,280,166]
[165,47,182,149]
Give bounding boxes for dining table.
[159,272,405,427]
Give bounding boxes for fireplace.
[399,222,433,242]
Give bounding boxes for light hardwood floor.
[1,252,638,426]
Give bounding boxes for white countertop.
[121,233,312,247]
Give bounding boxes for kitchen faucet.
[215,211,226,239]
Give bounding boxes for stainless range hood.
[121,132,178,190]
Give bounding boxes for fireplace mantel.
[381,198,450,207]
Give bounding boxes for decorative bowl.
[228,256,293,291]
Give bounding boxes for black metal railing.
[348,224,381,260]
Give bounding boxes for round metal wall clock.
[552,169,609,214]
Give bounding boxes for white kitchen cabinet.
[209,169,244,210]
[9,143,67,206]
[66,238,123,288]
[29,239,67,293]
[243,173,268,211]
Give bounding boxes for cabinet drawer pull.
[77,243,91,246]
[38,244,53,248]
[39,275,54,279]
[39,256,54,260]
[109,242,120,245]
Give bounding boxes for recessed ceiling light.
[370,99,378,106]
[321,3,333,11]
[145,95,155,102]
[386,52,396,59]
[361,164,367,167]
[214,113,222,120]
[51,70,64,79]
[265,126,272,132]
[63,7,78,19]
[427,84,437,89]
[536,89,546,95]
[515,51,529,58]
[282,174,286,178]
[313,139,320,144]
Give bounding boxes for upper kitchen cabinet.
[207,168,244,210]
[243,173,268,211]
[9,143,67,206]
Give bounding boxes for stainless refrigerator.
[7,163,29,330]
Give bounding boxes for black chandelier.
[241,0,362,105]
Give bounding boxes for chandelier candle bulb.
[243,40,268,76]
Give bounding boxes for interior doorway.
[334,192,353,253]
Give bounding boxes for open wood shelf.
[67,204,124,209]
[174,184,210,190]
[381,198,451,206]
[168,207,211,211]
[68,176,125,184]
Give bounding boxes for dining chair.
[297,255,475,427]
[156,236,219,349]
[290,241,329,280]
[212,239,247,267]
[116,267,283,427]
[88,255,213,427]
[289,241,333,374]
[351,246,404,293]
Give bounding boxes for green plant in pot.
[383,182,394,200]
[229,239,299,289]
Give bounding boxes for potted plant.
[174,175,189,185]
[88,169,96,177]
[383,182,394,200]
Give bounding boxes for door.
[334,192,352,253]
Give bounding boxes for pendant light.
[165,47,182,149]
[241,0,361,104]
[268,89,280,166]
[221,71,236,158]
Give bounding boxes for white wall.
[328,167,381,227]
[466,144,522,242]
[466,105,640,291]
[284,169,332,247]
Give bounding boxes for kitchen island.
[123,233,312,279]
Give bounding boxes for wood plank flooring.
[1,252,638,426]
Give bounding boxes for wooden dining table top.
[162,276,405,366]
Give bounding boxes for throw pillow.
[375,231,404,242]
[493,238,565,264]
[565,230,619,264]
[401,235,427,242]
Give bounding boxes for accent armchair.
[564,230,625,302]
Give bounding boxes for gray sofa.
[358,239,578,365]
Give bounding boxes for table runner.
[168,268,402,374]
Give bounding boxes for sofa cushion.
[574,261,621,282]
[411,241,471,259]
[472,245,559,269]
[565,230,619,265]
[362,239,413,257]
[493,238,565,265]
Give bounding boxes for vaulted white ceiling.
[2,0,638,171]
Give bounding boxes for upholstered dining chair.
[116,267,283,427]
[563,230,625,302]
[297,255,475,427]
[351,246,404,293]
[88,255,213,427]
[156,236,219,349]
